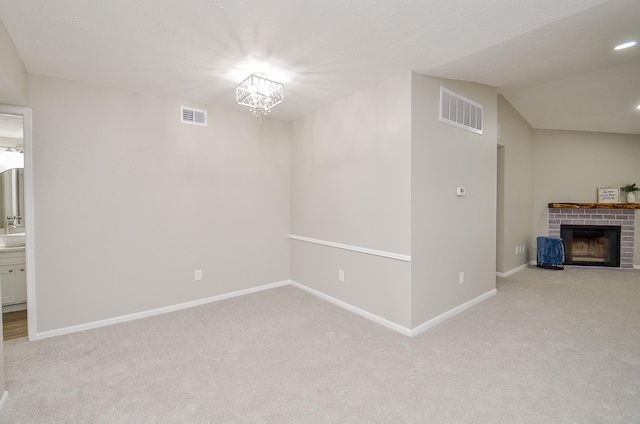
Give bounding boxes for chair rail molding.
[289,234,411,262]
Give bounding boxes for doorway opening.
[0,106,33,341]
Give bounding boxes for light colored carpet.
[1,267,639,423]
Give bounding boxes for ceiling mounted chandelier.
[236,74,284,123]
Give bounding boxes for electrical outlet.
[459,272,464,284]
[515,246,519,254]
[194,269,202,281]
[338,269,345,282]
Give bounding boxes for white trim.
[31,280,290,340]
[0,105,35,342]
[291,280,497,337]
[30,278,500,341]
[410,288,498,337]
[290,280,412,336]
[289,235,411,262]
[496,263,529,277]
[634,265,640,270]
[0,391,8,413]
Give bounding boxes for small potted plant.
[621,183,638,203]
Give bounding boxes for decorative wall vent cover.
[180,106,207,126]
[439,87,483,134]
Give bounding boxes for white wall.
[496,95,535,273]
[29,75,290,333]
[533,130,640,265]
[0,19,28,106]
[411,75,498,327]
[290,72,413,328]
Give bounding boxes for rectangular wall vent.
[439,87,483,134]
[180,106,207,126]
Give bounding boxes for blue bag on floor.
[537,236,564,270]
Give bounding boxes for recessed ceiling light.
[614,41,637,50]
[637,104,640,110]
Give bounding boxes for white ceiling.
[0,0,638,134]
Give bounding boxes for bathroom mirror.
[0,113,25,231]
[0,168,24,230]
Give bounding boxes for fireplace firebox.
[560,225,621,267]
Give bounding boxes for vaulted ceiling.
[0,0,638,134]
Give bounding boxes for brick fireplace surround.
[548,203,637,269]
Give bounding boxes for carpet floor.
[1,266,639,423]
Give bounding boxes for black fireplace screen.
[560,225,621,267]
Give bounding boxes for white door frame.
[0,105,35,340]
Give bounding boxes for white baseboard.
[0,391,8,413]
[410,288,497,337]
[290,280,497,338]
[290,280,413,336]
[291,280,411,336]
[31,277,502,341]
[496,263,529,278]
[634,265,640,270]
[31,280,291,341]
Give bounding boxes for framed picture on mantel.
[597,187,620,203]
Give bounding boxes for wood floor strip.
[3,310,28,340]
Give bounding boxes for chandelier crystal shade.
[236,74,284,122]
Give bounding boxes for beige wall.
[0,19,28,106]
[533,130,640,265]
[290,72,413,328]
[29,75,290,333]
[15,65,639,342]
[496,95,535,273]
[411,75,498,327]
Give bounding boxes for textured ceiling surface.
[0,0,638,133]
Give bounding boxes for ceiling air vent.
[180,106,207,127]
[439,87,483,135]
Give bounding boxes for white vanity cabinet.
[0,249,26,306]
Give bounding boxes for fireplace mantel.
[548,202,640,210]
